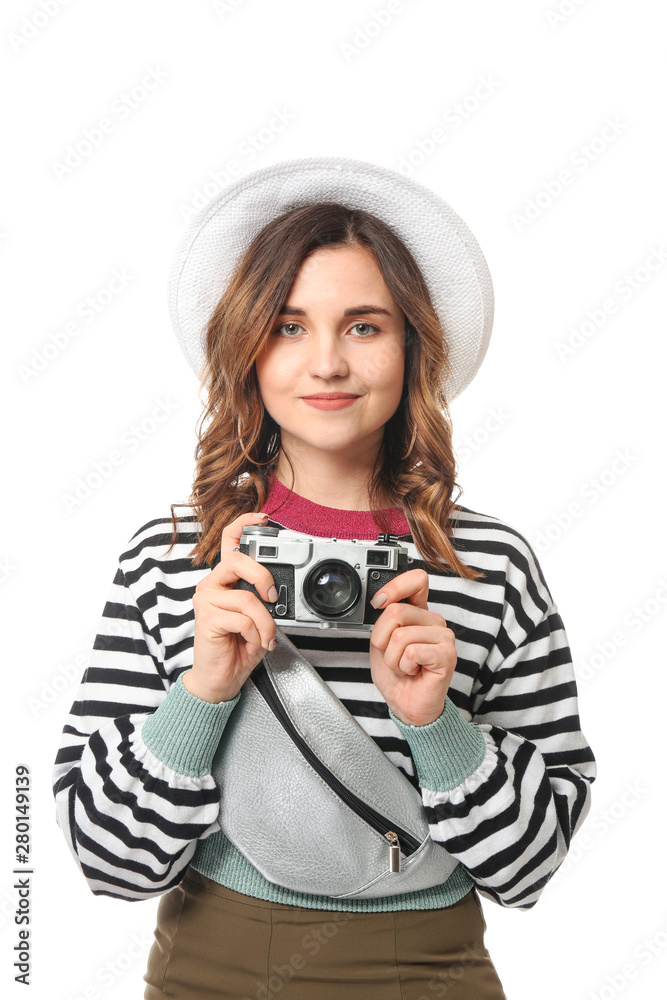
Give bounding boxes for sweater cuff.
[141,672,241,778]
[387,695,487,792]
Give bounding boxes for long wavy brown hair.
[165,201,484,581]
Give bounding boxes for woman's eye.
[273,322,379,338]
[351,322,379,337]
[274,322,302,337]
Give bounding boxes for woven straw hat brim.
[167,155,494,401]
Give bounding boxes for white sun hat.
[167,155,494,401]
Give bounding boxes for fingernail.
[268,585,278,603]
[253,512,269,520]
[268,637,277,651]
[371,592,387,608]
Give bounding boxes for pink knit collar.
[260,476,411,539]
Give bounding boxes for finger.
[220,511,269,564]
[193,587,277,652]
[206,512,277,601]
[398,644,454,694]
[370,604,447,651]
[397,643,451,678]
[227,548,280,604]
[193,601,263,653]
[382,625,456,673]
[370,568,430,612]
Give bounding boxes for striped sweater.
[52,477,596,912]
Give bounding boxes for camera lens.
[303,560,361,618]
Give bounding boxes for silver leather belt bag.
[211,628,459,899]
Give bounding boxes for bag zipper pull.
[385,831,401,872]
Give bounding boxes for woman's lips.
[301,396,360,410]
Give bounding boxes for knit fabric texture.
[52,476,596,911]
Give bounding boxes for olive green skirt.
[144,866,507,1000]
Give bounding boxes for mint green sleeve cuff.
[141,672,241,778]
[387,695,487,792]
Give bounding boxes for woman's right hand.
[183,511,279,703]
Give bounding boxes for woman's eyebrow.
[278,304,393,317]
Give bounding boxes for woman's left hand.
[369,569,457,727]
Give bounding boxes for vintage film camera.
[235,525,410,632]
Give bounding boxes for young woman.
[52,157,596,999]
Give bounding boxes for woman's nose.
[306,333,350,379]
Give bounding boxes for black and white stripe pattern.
[52,507,596,907]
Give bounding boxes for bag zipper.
[251,662,422,872]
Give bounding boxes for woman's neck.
[271,444,393,510]
[270,470,388,512]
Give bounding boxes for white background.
[2,1,666,997]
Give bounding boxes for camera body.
[235,525,410,632]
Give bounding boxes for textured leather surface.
[264,635,430,833]
[211,629,459,898]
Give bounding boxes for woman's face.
[255,243,406,470]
